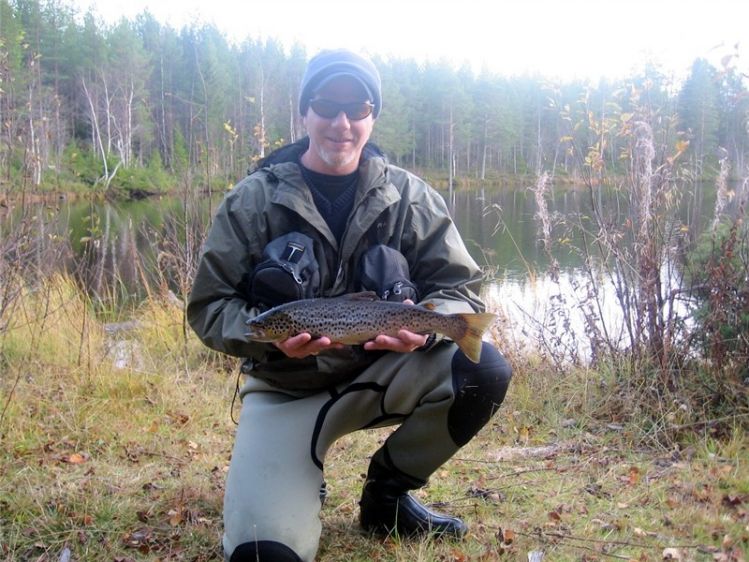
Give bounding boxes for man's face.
[301,76,375,175]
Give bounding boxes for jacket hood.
[254,137,386,171]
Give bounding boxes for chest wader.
[223,342,511,562]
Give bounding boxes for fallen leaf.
[722,494,746,508]
[122,527,152,551]
[662,547,682,560]
[168,508,184,526]
[628,466,641,486]
[721,534,734,549]
[168,411,190,426]
[450,547,468,562]
[692,484,712,503]
[517,425,530,445]
[64,453,86,464]
[468,486,503,502]
[502,528,516,544]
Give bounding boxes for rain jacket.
[187,138,486,390]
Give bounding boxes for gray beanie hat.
[299,49,382,118]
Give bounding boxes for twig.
[0,370,23,429]
[516,528,705,550]
[669,412,749,431]
[495,466,567,478]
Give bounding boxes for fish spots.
[245,295,496,362]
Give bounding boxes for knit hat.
[299,49,382,118]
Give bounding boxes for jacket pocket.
[249,232,321,309]
[358,244,419,302]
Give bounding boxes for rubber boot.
[359,461,467,538]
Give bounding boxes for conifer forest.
[1,0,747,196]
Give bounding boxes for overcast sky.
[75,0,747,82]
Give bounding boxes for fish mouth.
[244,326,269,342]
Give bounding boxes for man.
[187,49,512,562]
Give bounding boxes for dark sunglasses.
[309,99,374,121]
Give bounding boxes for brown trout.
[244,292,496,363]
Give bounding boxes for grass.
[1,278,748,561]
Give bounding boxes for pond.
[3,179,742,359]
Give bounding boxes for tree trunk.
[82,76,110,184]
[481,117,488,181]
[258,66,266,159]
[448,104,454,207]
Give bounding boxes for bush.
[687,216,749,381]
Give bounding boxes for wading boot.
[359,463,468,538]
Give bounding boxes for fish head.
[244,310,292,343]
[244,322,272,342]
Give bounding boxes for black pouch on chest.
[358,244,418,303]
[250,232,321,309]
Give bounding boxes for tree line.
[1,0,747,196]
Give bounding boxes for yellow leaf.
[66,453,86,464]
[168,509,184,526]
[628,466,641,486]
[502,528,516,544]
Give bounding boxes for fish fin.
[420,302,437,311]
[342,291,380,301]
[453,312,497,363]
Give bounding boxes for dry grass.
[1,278,748,561]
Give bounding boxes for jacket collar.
[262,140,400,253]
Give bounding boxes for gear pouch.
[250,232,320,309]
[358,244,418,302]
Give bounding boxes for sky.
[74,0,748,83]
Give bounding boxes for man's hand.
[362,329,428,353]
[275,333,343,359]
[362,299,428,353]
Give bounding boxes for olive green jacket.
[187,140,486,390]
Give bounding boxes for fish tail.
[452,313,497,363]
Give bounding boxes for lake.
[3,179,741,360]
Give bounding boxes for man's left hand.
[362,299,428,353]
[362,329,428,353]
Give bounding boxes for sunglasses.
[309,99,374,121]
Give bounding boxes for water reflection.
[453,181,741,360]
[3,179,742,359]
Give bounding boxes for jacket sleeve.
[404,179,486,316]
[186,182,271,358]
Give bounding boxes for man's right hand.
[274,333,343,359]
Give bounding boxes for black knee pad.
[230,540,302,562]
[447,342,512,446]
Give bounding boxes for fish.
[244,291,496,363]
